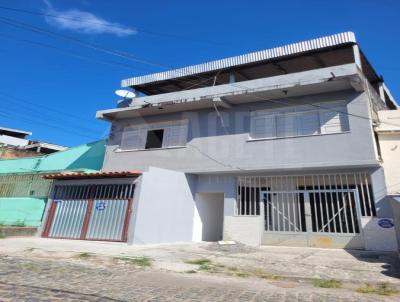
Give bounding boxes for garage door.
[42,184,134,242]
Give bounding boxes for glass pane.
[121,127,146,150]
[297,111,320,135]
[276,114,297,137]
[250,115,275,138]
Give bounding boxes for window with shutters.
[250,101,349,140]
[120,120,188,151]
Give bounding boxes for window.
[250,101,349,139]
[319,102,349,134]
[120,120,188,151]
[145,129,164,149]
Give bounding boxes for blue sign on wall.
[96,201,106,211]
[377,218,394,229]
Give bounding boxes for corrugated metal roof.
[0,140,105,174]
[122,32,356,87]
[43,171,142,179]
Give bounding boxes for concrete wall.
[223,216,263,246]
[379,133,400,195]
[103,90,379,174]
[369,167,393,218]
[362,217,398,252]
[389,197,400,252]
[130,167,196,244]
[376,110,400,194]
[0,197,46,227]
[0,135,29,147]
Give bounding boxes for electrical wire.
[0,32,152,73]
[3,14,392,129]
[0,4,222,46]
[0,109,100,140]
[0,91,101,131]
[1,12,399,162]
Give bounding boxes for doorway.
[193,193,224,242]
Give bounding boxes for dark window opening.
[145,129,164,149]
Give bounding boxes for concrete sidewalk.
[1,237,399,284]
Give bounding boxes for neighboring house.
[0,126,66,159]
[375,110,400,251]
[0,127,31,147]
[0,140,105,227]
[41,32,399,251]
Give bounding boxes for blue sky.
[0,0,399,146]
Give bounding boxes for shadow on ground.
[345,249,400,279]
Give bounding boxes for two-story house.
[41,32,399,251]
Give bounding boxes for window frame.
[249,101,350,141]
[118,119,189,152]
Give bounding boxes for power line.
[0,102,101,136]
[2,13,397,170]
[1,14,398,130]
[0,91,101,131]
[0,32,152,73]
[0,20,217,89]
[0,109,100,140]
[0,4,221,46]
[0,15,231,89]
[0,16,163,68]
[3,101,102,135]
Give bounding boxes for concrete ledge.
[223,216,263,246]
[0,227,38,238]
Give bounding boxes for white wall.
[223,216,263,246]
[376,110,400,195]
[0,135,29,147]
[379,133,400,194]
[130,167,196,244]
[362,217,398,252]
[193,193,224,242]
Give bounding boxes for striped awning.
[43,171,142,180]
[122,32,356,87]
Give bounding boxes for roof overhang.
[97,63,364,121]
[23,142,67,152]
[0,127,31,138]
[122,32,356,88]
[43,171,142,180]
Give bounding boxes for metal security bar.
[237,173,375,218]
[261,191,306,233]
[309,190,360,234]
[53,184,135,200]
[0,174,52,198]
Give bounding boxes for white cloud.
[43,0,136,37]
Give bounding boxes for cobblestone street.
[0,252,399,302]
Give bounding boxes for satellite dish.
[115,89,136,99]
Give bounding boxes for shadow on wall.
[65,140,106,171]
[194,192,224,242]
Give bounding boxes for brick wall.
[0,147,39,159]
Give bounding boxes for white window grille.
[250,101,350,139]
[237,173,375,234]
[120,120,188,150]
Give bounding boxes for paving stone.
[0,255,398,301]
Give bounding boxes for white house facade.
[41,32,400,251]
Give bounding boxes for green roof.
[0,140,106,174]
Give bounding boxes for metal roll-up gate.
[43,184,134,242]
